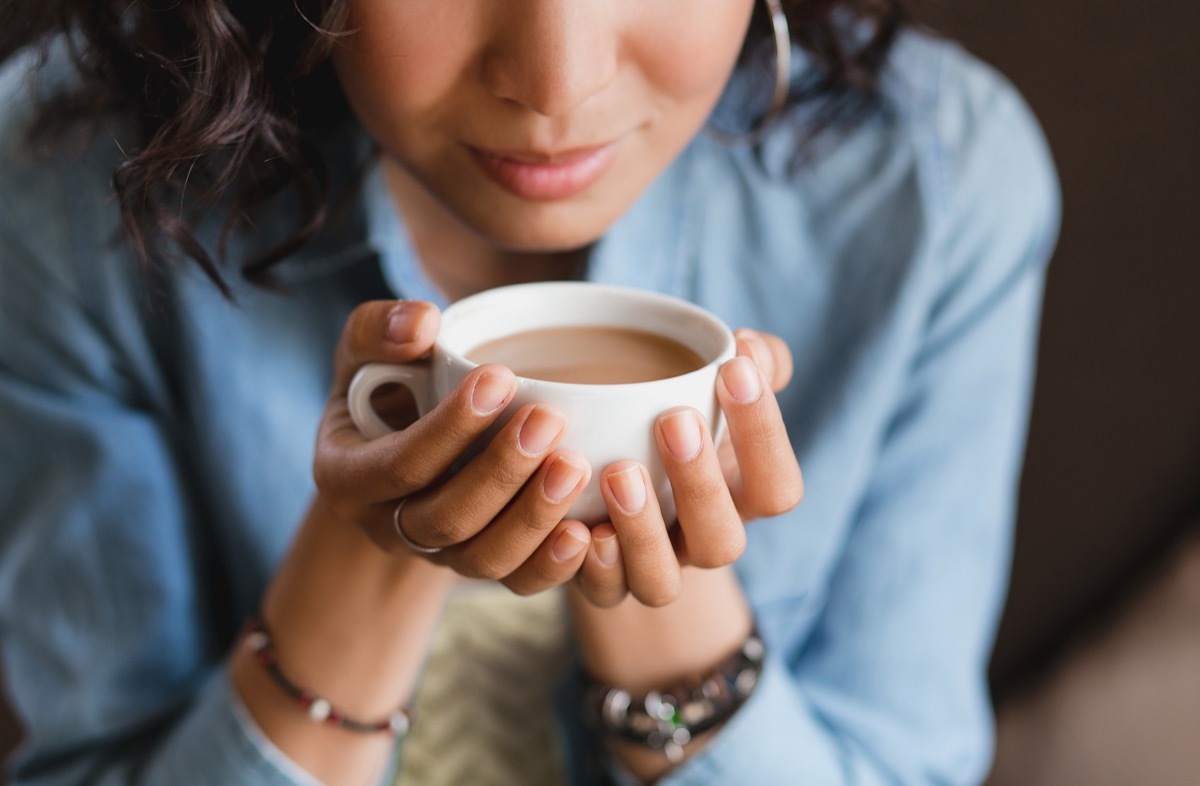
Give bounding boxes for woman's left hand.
[574,328,804,608]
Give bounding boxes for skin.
[231,1,805,784]
[332,0,758,299]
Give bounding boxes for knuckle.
[311,458,334,494]
[463,441,537,495]
[692,531,746,568]
[512,507,556,540]
[528,559,568,591]
[590,590,626,609]
[402,503,467,551]
[457,551,506,581]
[319,495,358,523]
[762,476,804,517]
[636,582,681,608]
[383,455,425,495]
[502,576,539,597]
[690,474,729,505]
[488,457,536,494]
[577,564,626,608]
[616,526,661,556]
[742,417,776,447]
[582,580,626,609]
[311,449,350,500]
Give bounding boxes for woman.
[0,0,1059,784]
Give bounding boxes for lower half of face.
[333,0,755,252]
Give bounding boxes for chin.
[460,200,623,254]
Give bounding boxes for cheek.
[627,0,755,101]
[331,3,470,131]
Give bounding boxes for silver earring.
[709,0,792,144]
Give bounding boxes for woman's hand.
[312,299,595,594]
[566,329,800,780]
[574,328,803,608]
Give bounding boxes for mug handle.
[347,362,437,439]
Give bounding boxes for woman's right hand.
[312,299,594,594]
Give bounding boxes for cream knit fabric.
[394,583,572,786]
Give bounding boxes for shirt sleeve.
[0,75,329,786]
[659,51,1061,785]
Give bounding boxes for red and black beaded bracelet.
[242,619,411,737]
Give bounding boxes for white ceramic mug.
[347,281,736,523]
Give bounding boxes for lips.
[467,142,621,201]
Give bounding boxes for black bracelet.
[582,626,765,763]
[243,619,411,737]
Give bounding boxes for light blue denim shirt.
[0,30,1058,786]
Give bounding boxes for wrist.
[584,623,765,763]
[230,496,456,783]
[568,567,761,781]
[246,496,455,719]
[567,566,753,780]
[568,565,751,690]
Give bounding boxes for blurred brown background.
[919,0,1200,695]
[2,1,1199,781]
[919,1,1200,782]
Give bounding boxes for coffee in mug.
[348,282,736,523]
[465,326,706,385]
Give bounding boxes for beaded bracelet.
[582,625,765,763]
[243,619,411,737]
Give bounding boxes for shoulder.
[1,44,128,233]
[0,46,160,393]
[736,31,1060,278]
[722,31,1058,229]
[0,44,141,304]
[878,32,1061,258]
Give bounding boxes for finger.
[734,328,793,393]
[601,462,682,607]
[574,523,628,608]
[404,403,569,547]
[446,449,589,576]
[716,356,804,519]
[500,519,592,596]
[332,300,441,392]
[655,408,745,568]
[314,364,517,506]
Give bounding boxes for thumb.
[331,300,441,393]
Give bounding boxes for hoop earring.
[708,0,792,144]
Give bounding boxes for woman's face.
[333,0,755,252]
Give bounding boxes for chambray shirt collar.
[360,161,448,307]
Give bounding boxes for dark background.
[916,0,1200,693]
[2,0,1199,773]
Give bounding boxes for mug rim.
[435,282,736,390]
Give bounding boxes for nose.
[481,2,619,118]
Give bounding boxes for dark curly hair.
[20,0,912,296]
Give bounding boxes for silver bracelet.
[582,626,765,762]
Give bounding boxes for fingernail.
[722,356,762,403]
[471,371,512,414]
[552,529,588,562]
[518,406,565,455]
[387,306,424,344]
[594,533,619,566]
[543,456,586,502]
[607,465,646,514]
[660,409,702,461]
